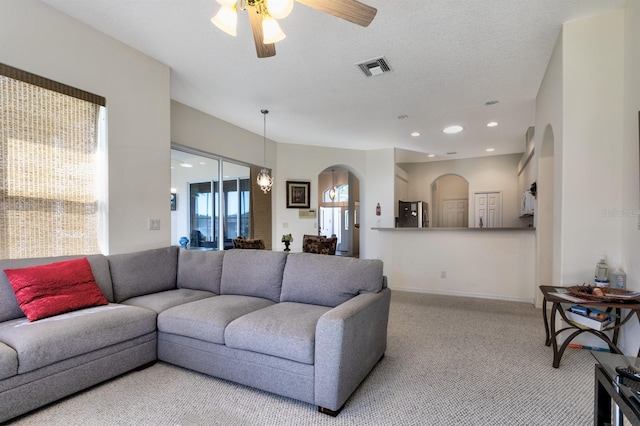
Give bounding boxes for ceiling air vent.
[357,56,392,77]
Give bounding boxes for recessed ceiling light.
[486,122,498,127]
[485,100,499,106]
[427,154,435,158]
[411,131,421,137]
[397,114,408,120]
[199,162,206,165]
[486,148,495,152]
[443,125,463,134]
[180,163,194,168]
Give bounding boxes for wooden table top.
[539,285,640,309]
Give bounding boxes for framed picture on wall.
[286,181,310,208]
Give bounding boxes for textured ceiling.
[40,0,626,160]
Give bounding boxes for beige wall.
[620,0,640,354]
[171,101,275,170]
[1,0,171,254]
[535,27,564,306]
[561,10,625,285]
[535,5,639,354]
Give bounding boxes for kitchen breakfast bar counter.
[370,227,536,303]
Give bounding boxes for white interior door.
[442,199,468,227]
[474,192,502,228]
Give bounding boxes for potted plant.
[281,234,293,252]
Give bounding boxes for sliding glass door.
[171,148,250,250]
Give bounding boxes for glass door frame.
[172,143,252,250]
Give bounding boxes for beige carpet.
[9,291,602,425]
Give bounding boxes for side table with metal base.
[539,285,640,368]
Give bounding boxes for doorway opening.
[318,166,360,257]
[431,174,469,227]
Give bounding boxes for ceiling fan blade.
[247,4,276,58]
[295,0,377,27]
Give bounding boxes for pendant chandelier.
[257,109,273,194]
[329,169,336,201]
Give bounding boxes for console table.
[539,285,640,368]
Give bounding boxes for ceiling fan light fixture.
[211,5,238,36]
[216,0,237,6]
[262,15,286,44]
[265,0,294,19]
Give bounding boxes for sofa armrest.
[314,287,391,411]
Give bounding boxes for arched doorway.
[318,166,360,257]
[431,174,469,227]
[536,124,555,306]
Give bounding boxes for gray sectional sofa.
[0,247,390,422]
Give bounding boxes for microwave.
[521,191,535,216]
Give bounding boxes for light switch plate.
[148,219,160,230]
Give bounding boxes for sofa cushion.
[158,295,274,345]
[109,247,178,303]
[4,258,109,322]
[0,342,17,380]
[177,249,224,293]
[0,304,157,374]
[220,250,288,302]
[280,253,384,307]
[121,288,215,313]
[0,254,113,323]
[225,302,331,364]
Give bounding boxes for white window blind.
[0,64,106,259]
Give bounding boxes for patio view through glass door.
[171,148,250,250]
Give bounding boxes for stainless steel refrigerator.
[397,201,428,227]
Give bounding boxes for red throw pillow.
[4,257,108,322]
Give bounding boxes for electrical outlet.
[440,271,447,279]
[282,222,288,229]
[148,219,160,230]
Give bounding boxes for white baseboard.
[389,285,535,305]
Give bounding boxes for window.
[0,64,105,259]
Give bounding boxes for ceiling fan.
[211,0,377,58]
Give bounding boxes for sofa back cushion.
[0,254,113,322]
[177,249,224,293]
[220,249,288,302]
[108,247,178,303]
[280,253,384,307]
